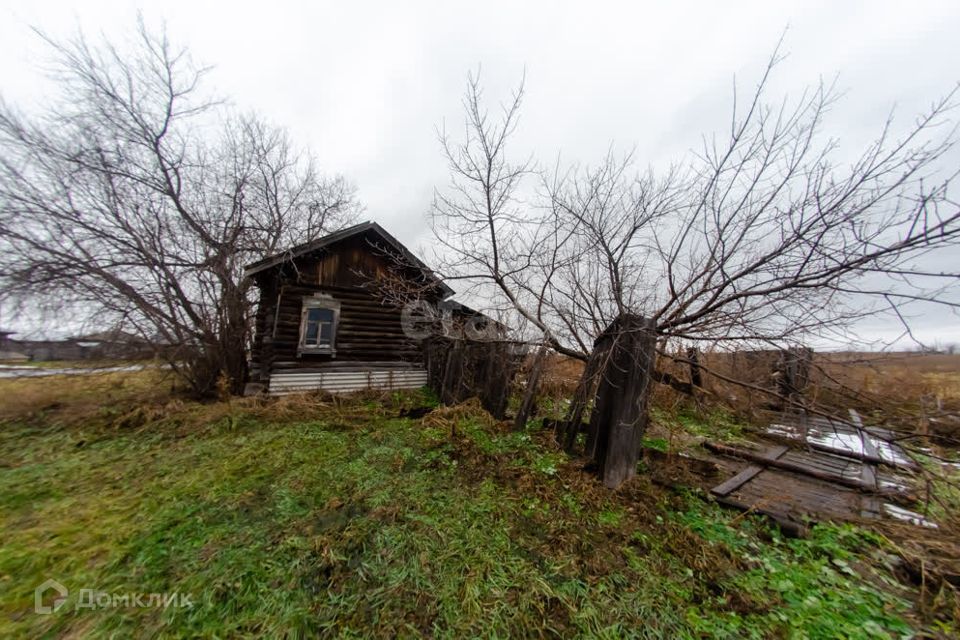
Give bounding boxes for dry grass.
[0,368,176,424]
[421,397,498,434]
[818,352,960,406]
[641,350,960,435]
[537,353,584,397]
[0,367,438,440]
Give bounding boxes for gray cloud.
[2,0,959,345]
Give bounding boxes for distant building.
[0,328,156,362]
[0,330,29,363]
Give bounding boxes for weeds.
[0,373,939,637]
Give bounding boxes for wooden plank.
[564,343,607,453]
[712,494,809,537]
[783,411,917,470]
[589,316,657,489]
[736,470,863,521]
[711,445,789,497]
[797,439,907,469]
[513,345,547,431]
[703,441,910,497]
[859,458,878,490]
[849,409,879,461]
[851,409,883,518]
[783,451,848,471]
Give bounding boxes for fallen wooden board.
[853,409,883,518]
[733,466,864,523]
[704,441,910,498]
[712,494,809,538]
[775,411,918,471]
[711,445,789,497]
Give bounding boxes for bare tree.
[0,20,359,395]
[432,56,960,484]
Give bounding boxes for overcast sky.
[2,1,959,345]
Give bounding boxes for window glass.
[301,303,337,350]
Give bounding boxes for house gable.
[245,223,452,394]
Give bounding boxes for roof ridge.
[242,221,453,297]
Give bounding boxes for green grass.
[651,405,751,444]
[0,386,923,638]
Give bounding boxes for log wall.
[249,234,443,382]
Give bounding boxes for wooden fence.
[422,337,525,420]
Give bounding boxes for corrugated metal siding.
[268,369,428,395]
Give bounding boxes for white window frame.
[298,294,341,356]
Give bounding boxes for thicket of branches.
[431,52,960,484]
[432,54,960,371]
[0,20,359,395]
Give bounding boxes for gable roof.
[243,221,454,297]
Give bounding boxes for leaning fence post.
[687,346,702,389]
[562,345,606,452]
[588,315,657,489]
[513,344,547,431]
[440,340,460,404]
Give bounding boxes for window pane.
[305,322,319,344]
[302,305,336,349]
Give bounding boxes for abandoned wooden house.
[244,221,498,395]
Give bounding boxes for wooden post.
[440,340,461,405]
[562,345,606,452]
[587,315,657,489]
[513,344,548,431]
[776,346,813,404]
[425,335,523,418]
[478,341,506,419]
[687,346,702,389]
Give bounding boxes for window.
[298,295,340,355]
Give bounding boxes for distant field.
[0,370,944,637]
[818,352,960,403]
